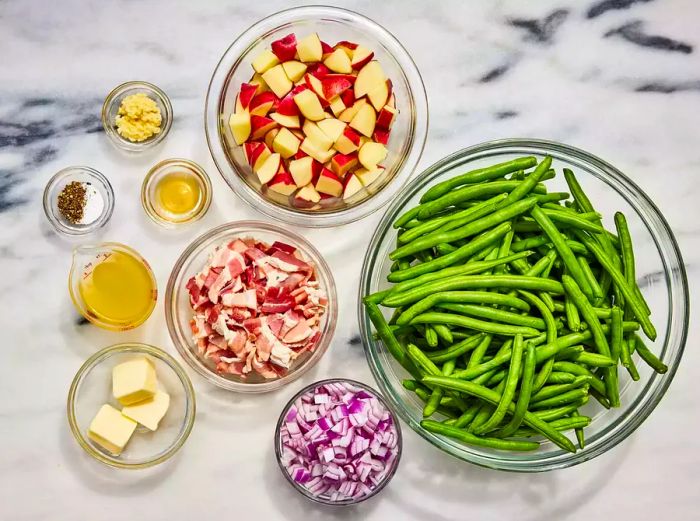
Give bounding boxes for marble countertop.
[1,0,698,519]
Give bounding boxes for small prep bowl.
[67,343,196,469]
[205,5,428,227]
[274,378,402,506]
[102,81,173,152]
[359,139,688,472]
[141,158,212,227]
[43,166,115,236]
[165,221,337,393]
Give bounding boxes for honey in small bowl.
[142,159,212,226]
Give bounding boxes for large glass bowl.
[204,6,428,227]
[165,221,337,393]
[358,139,688,472]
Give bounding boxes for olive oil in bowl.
[70,243,157,330]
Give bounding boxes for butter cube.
[121,391,170,431]
[112,357,157,406]
[88,404,137,455]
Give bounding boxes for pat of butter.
[121,391,171,431]
[88,404,137,455]
[112,357,157,406]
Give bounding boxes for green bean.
[452,402,482,428]
[393,205,422,229]
[546,372,577,384]
[493,342,537,437]
[556,345,585,360]
[424,325,439,348]
[614,212,651,316]
[364,288,393,305]
[418,181,547,220]
[531,206,594,300]
[433,324,454,344]
[389,251,533,295]
[426,333,485,363]
[474,334,525,434]
[435,243,456,255]
[421,420,539,451]
[530,376,590,403]
[486,369,507,387]
[420,157,538,203]
[494,230,515,275]
[406,343,468,411]
[562,275,611,356]
[620,337,640,381]
[578,256,604,306]
[564,295,581,332]
[422,376,577,452]
[437,303,546,330]
[572,351,615,367]
[533,192,570,204]
[424,359,456,417]
[533,401,587,422]
[574,231,656,340]
[547,416,591,431]
[365,302,421,379]
[396,291,531,325]
[608,306,623,406]
[409,312,541,337]
[498,156,552,208]
[385,274,564,307]
[398,194,508,244]
[589,387,612,409]
[542,209,605,233]
[391,197,538,260]
[388,223,512,283]
[572,410,586,449]
[467,334,494,369]
[551,361,606,395]
[633,334,668,374]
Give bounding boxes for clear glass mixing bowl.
[358,139,688,471]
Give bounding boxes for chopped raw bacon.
[188,237,328,380]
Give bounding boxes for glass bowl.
[67,343,196,469]
[358,139,689,472]
[274,378,402,506]
[102,81,173,152]
[165,221,338,393]
[141,158,213,227]
[204,5,428,227]
[43,166,115,236]
[68,242,158,331]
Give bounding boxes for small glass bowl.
[43,166,115,236]
[141,158,212,227]
[359,139,689,472]
[205,5,428,227]
[274,378,402,506]
[67,343,196,469]
[165,221,338,393]
[102,81,173,152]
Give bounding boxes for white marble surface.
[1,0,699,519]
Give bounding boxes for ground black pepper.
[57,181,87,224]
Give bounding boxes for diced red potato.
[231,33,397,204]
[188,238,327,380]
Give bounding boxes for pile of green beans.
[364,156,667,453]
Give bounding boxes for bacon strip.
[188,238,327,380]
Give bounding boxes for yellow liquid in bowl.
[155,172,201,218]
[79,251,155,327]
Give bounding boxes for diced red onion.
[279,381,399,502]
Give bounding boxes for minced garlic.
[115,93,162,142]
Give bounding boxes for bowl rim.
[140,157,213,227]
[203,4,428,228]
[358,138,689,472]
[42,166,115,236]
[164,220,338,393]
[273,377,403,505]
[66,342,196,469]
[101,80,173,152]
